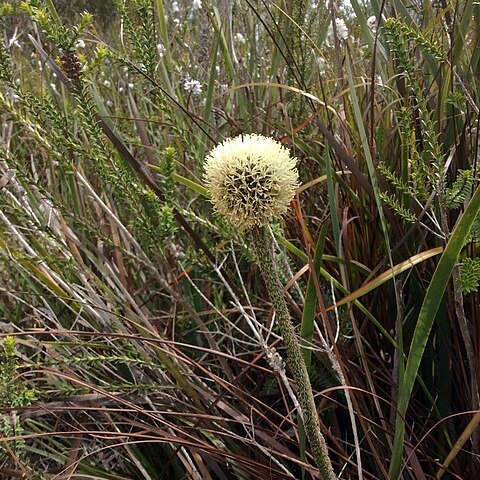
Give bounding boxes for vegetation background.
[0,0,479,478]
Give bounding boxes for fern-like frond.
[380,192,417,223]
[459,257,480,294]
[444,169,474,209]
[383,18,446,62]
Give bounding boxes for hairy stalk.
[247,228,337,480]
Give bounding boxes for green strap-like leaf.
[389,184,480,479]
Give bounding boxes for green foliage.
[0,40,12,84]
[468,216,480,242]
[158,147,178,239]
[444,169,475,209]
[378,160,412,197]
[446,91,467,112]
[21,0,92,52]
[114,0,156,76]
[379,191,417,223]
[0,337,36,408]
[377,160,418,223]
[0,336,36,462]
[459,257,480,294]
[384,19,444,204]
[383,19,416,85]
[0,2,14,16]
[85,44,111,75]
[0,7,12,84]
[384,18,446,62]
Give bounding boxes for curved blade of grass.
[389,184,480,479]
[296,170,352,194]
[225,80,376,201]
[172,172,210,197]
[147,164,210,197]
[325,247,444,310]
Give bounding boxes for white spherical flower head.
[204,134,299,231]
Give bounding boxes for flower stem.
[247,228,338,480]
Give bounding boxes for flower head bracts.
[203,134,299,231]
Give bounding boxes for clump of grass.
[0,336,36,466]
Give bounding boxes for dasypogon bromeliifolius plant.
[203,134,338,480]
